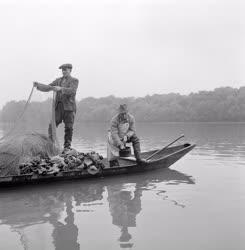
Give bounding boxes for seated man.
[107,104,145,167]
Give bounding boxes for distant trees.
[1,87,245,124]
[0,99,52,126]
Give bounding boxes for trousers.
[48,102,75,148]
[127,134,141,160]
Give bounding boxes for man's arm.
[61,79,79,96]
[34,82,54,92]
[49,78,59,87]
[34,78,59,92]
[110,117,123,147]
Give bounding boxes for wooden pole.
[146,134,185,161]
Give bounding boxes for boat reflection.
[0,168,194,250]
[0,183,105,250]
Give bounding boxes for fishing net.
[0,87,60,176]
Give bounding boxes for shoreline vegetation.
[1,86,245,123]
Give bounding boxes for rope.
[0,86,35,142]
[0,85,60,152]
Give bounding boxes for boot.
[131,135,147,166]
[64,126,73,149]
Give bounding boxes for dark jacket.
[37,76,79,112]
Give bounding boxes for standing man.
[33,63,79,150]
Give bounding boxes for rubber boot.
[64,126,73,149]
[130,135,147,165]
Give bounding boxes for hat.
[59,63,72,70]
[118,104,128,113]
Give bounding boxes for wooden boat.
[0,139,195,187]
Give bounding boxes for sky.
[0,0,244,108]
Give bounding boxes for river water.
[0,122,244,250]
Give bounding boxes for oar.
[145,134,185,161]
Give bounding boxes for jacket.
[109,113,136,146]
[37,75,79,112]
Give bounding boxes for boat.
[0,136,195,187]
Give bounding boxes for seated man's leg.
[63,111,75,149]
[129,134,141,161]
[107,134,120,167]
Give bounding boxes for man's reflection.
[50,197,79,250]
[106,168,195,248]
[107,184,142,248]
[50,184,104,250]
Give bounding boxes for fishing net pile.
[0,87,60,177]
[0,133,59,176]
[19,149,104,176]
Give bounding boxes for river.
[0,122,244,250]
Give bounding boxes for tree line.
[1,87,245,124]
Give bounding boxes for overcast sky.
[0,0,244,108]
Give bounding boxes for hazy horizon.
[2,86,245,123]
[0,0,244,108]
[0,86,245,111]
[0,85,244,109]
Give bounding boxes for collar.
[62,75,71,80]
[118,113,129,123]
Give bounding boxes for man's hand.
[53,86,63,92]
[123,135,128,143]
[119,142,125,150]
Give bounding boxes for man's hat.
[59,63,72,70]
[118,104,128,113]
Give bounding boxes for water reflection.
[107,183,141,248]
[0,169,194,249]
[1,122,244,250]
[51,198,79,250]
[106,169,194,248]
[0,182,105,250]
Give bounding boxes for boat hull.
[0,143,195,187]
